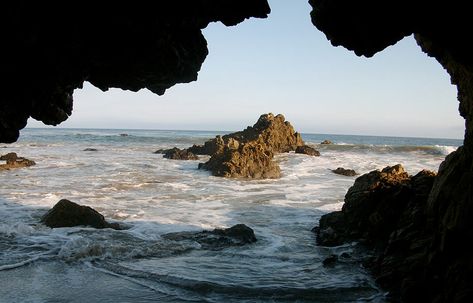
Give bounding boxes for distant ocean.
[0,128,462,302]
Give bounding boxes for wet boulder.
[295,145,320,156]
[41,199,121,230]
[332,167,357,176]
[320,140,332,144]
[155,147,199,160]
[162,223,257,250]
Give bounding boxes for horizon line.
[24,126,464,141]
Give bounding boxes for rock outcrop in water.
[295,145,320,156]
[155,147,199,160]
[315,165,439,299]
[0,152,36,170]
[196,113,304,179]
[332,167,357,177]
[41,199,121,230]
[162,223,257,250]
[309,1,473,301]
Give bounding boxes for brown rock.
[157,147,199,160]
[0,152,36,170]
[295,145,320,156]
[320,140,332,145]
[41,199,120,230]
[197,113,303,179]
[315,165,438,299]
[332,167,357,176]
[199,140,280,179]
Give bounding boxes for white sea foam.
[1,129,459,302]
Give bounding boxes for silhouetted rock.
[162,223,257,250]
[0,152,36,170]
[0,1,270,143]
[332,167,357,176]
[41,199,121,230]
[198,113,303,179]
[295,145,320,156]
[323,254,338,266]
[119,133,128,137]
[83,148,98,152]
[156,147,199,160]
[320,140,332,145]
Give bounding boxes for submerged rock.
[156,147,199,160]
[83,148,98,152]
[320,140,332,145]
[332,167,357,176]
[41,199,121,230]
[0,152,36,170]
[162,223,257,250]
[322,254,338,267]
[295,145,320,156]
[196,113,304,179]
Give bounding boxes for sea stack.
[195,113,305,179]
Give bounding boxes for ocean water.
[0,128,462,303]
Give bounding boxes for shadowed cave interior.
[2,1,472,302]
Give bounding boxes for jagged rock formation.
[0,152,36,170]
[1,1,472,300]
[315,165,437,299]
[155,147,199,160]
[41,199,121,230]
[295,145,320,156]
[1,1,270,143]
[197,113,304,179]
[332,167,357,177]
[310,1,473,301]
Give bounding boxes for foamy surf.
[0,128,462,302]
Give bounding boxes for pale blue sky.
[27,0,464,139]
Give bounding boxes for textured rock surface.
[1,1,270,143]
[295,145,320,156]
[332,167,357,176]
[310,1,472,301]
[162,224,257,250]
[41,199,120,230]
[315,166,437,299]
[198,113,303,179]
[156,147,199,160]
[0,152,36,170]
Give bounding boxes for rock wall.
[310,1,473,301]
[1,1,270,143]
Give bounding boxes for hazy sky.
[27,0,464,139]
